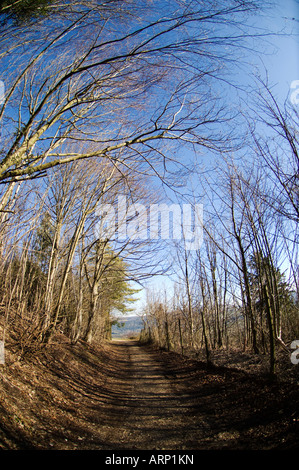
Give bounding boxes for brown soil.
[0,338,298,450]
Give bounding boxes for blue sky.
[127,0,299,316]
[267,1,299,86]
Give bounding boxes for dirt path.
[104,340,207,450]
[79,340,298,450]
[0,338,298,450]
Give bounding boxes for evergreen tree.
[0,0,56,24]
[83,243,139,342]
[249,252,294,376]
[32,212,54,273]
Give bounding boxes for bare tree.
[249,78,299,223]
[248,79,299,296]
[0,0,266,187]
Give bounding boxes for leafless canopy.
[0,0,263,184]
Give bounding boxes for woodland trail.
[100,340,210,450]
[63,340,298,450]
[0,339,298,450]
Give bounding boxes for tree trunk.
[264,283,276,378]
[201,309,211,366]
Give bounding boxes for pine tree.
[32,212,54,273]
[0,0,55,24]
[249,252,293,376]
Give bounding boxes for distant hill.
[112,315,144,339]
